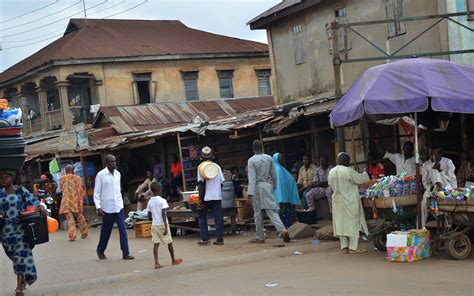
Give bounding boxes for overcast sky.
[0,0,280,72]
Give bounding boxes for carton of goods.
[135,221,152,238]
[386,229,431,262]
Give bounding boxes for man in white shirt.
[196,147,225,246]
[375,140,416,176]
[421,148,457,228]
[94,155,134,260]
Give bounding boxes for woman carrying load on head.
[0,169,47,296]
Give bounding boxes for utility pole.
[329,21,345,153]
[83,0,87,25]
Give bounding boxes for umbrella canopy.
[330,58,474,127]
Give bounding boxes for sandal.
[249,238,265,243]
[15,289,24,296]
[173,258,183,265]
[349,248,367,254]
[282,231,291,243]
[342,248,349,254]
[197,240,210,245]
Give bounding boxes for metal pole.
[414,112,422,229]
[329,21,346,153]
[83,0,87,25]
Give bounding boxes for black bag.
[19,188,49,248]
[21,211,49,248]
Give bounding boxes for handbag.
[18,188,49,248]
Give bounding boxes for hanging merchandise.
[49,159,61,174]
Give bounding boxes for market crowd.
[1,137,473,295]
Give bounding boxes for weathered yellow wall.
[99,57,270,106]
[1,56,271,107]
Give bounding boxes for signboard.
[75,123,89,149]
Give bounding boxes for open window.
[133,73,152,104]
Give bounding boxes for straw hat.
[202,146,212,159]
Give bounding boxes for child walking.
[147,181,183,269]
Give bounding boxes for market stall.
[330,58,474,227]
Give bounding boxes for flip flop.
[173,258,183,266]
[342,248,349,254]
[283,231,291,243]
[249,238,265,243]
[349,248,367,254]
[155,264,163,269]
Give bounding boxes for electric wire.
[1,0,107,38]
[1,1,82,31]
[0,0,59,24]
[102,0,148,19]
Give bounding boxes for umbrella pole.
[414,112,422,229]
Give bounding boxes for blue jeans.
[197,200,224,242]
[97,209,130,256]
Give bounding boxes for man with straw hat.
[196,146,225,245]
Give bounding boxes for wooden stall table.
[167,207,238,235]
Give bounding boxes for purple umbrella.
[330,58,474,229]
[330,58,474,127]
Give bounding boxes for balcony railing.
[23,117,43,135]
[44,109,62,131]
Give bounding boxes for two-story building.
[248,0,473,171]
[249,0,473,104]
[0,19,272,137]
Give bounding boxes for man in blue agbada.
[272,153,300,228]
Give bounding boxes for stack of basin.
[0,100,26,170]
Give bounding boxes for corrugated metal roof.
[97,96,275,133]
[1,19,269,84]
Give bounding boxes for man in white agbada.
[328,152,370,254]
[247,140,290,243]
[421,148,457,228]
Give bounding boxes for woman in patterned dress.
[0,169,46,296]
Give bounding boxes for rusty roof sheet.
[1,19,269,84]
[97,96,275,133]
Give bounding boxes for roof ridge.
[184,24,268,46]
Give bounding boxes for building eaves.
[248,0,322,30]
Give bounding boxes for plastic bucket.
[221,181,235,208]
[21,211,49,247]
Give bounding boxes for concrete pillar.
[35,86,47,133]
[55,80,73,130]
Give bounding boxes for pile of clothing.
[124,209,149,228]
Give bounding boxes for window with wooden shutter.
[256,70,271,96]
[292,24,306,65]
[386,0,406,37]
[182,71,199,101]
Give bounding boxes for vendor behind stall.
[135,171,154,211]
[421,148,457,228]
[374,139,416,176]
[457,149,474,187]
